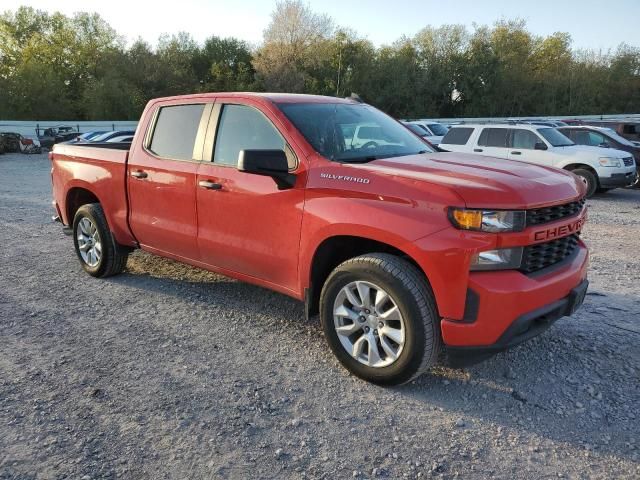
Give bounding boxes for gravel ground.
[0,152,638,480]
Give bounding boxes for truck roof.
[149,92,360,105]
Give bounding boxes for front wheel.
[320,253,440,385]
[73,203,128,278]
[571,168,598,198]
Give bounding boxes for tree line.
[1,1,638,121]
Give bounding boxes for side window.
[478,128,509,148]
[441,127,473,145]
[587,132,606,146]
[148,104,205,160]
[511,129,541,149]
[213,104,286,167]
[573,131,591,145]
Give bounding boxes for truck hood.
[357,152,585,209]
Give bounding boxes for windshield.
[538,128,574,147]
[426,123,448,136]
[277,103,433,162]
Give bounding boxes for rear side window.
[478,128,509,147]
[213,104,286,167]
[149,104,205,160]
[441,127,473,145]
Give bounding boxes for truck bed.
[50,143,135,246]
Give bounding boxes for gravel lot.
[1,152,638,479]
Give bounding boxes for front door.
[508,129,551,167]
[196,101,305,292]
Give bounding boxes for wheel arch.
[305,234,434,319]
[65,185,101,225]
[562,163,599,177]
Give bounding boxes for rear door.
[127,102,211,260]
[475,127,510,159]
[195,100,305,292]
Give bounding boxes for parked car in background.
[559,125,640,188]
[38,126,80,147]
[582,121,640,143]
[407,121,449,145]
[0,133,42,154]
[89,130,136,143]
[106,135,134,143]
[63,131,108,144]
[439,123,636,197]
[0,132,21,153]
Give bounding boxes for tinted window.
[511,129,541,149]
[278,103,432,162]
[214,104,285,166]
[441,127,473,145]
[572,131,592,145]
[538,128,574,147]
[149,104,205,160]
[478,128,509,148]
[587,131,607,146]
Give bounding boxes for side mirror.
[238,149,296,190]
[534,142,548,151]
[599,142,610,148]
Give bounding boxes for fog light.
[470,247,523,271]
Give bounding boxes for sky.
[2,0,639,51]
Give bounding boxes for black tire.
[72,203,128,278]
[572,168,598,198]
[320,253,440,385]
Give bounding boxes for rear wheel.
[572,168,598,198]
[320,253,440,385]
[73,203,128,278]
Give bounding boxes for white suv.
[439,124,636,196]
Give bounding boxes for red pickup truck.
[51,93,589,385]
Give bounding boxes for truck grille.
[623,157,635,167]
[526,199,585,227]
[520,234,580,274]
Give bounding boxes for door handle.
[131,170,148,179]
[474,148,483,152]
[511,151,522,155]
[198,180,222,190]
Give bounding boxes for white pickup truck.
[439,123,636,196]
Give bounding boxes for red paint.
[51,92,589,350]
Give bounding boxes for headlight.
[449,208,526,232]
[598,157,621,167]
[470,247,523,271]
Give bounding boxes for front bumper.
[439,239,589,363]
[600,169,636,188]
[445,278,588,367]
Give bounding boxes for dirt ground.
[0,152,638,479]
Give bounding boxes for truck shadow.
[105,251,639,465]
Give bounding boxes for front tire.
[572,168,598,198]
[73,203,128,278]
[320,253,440,385]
